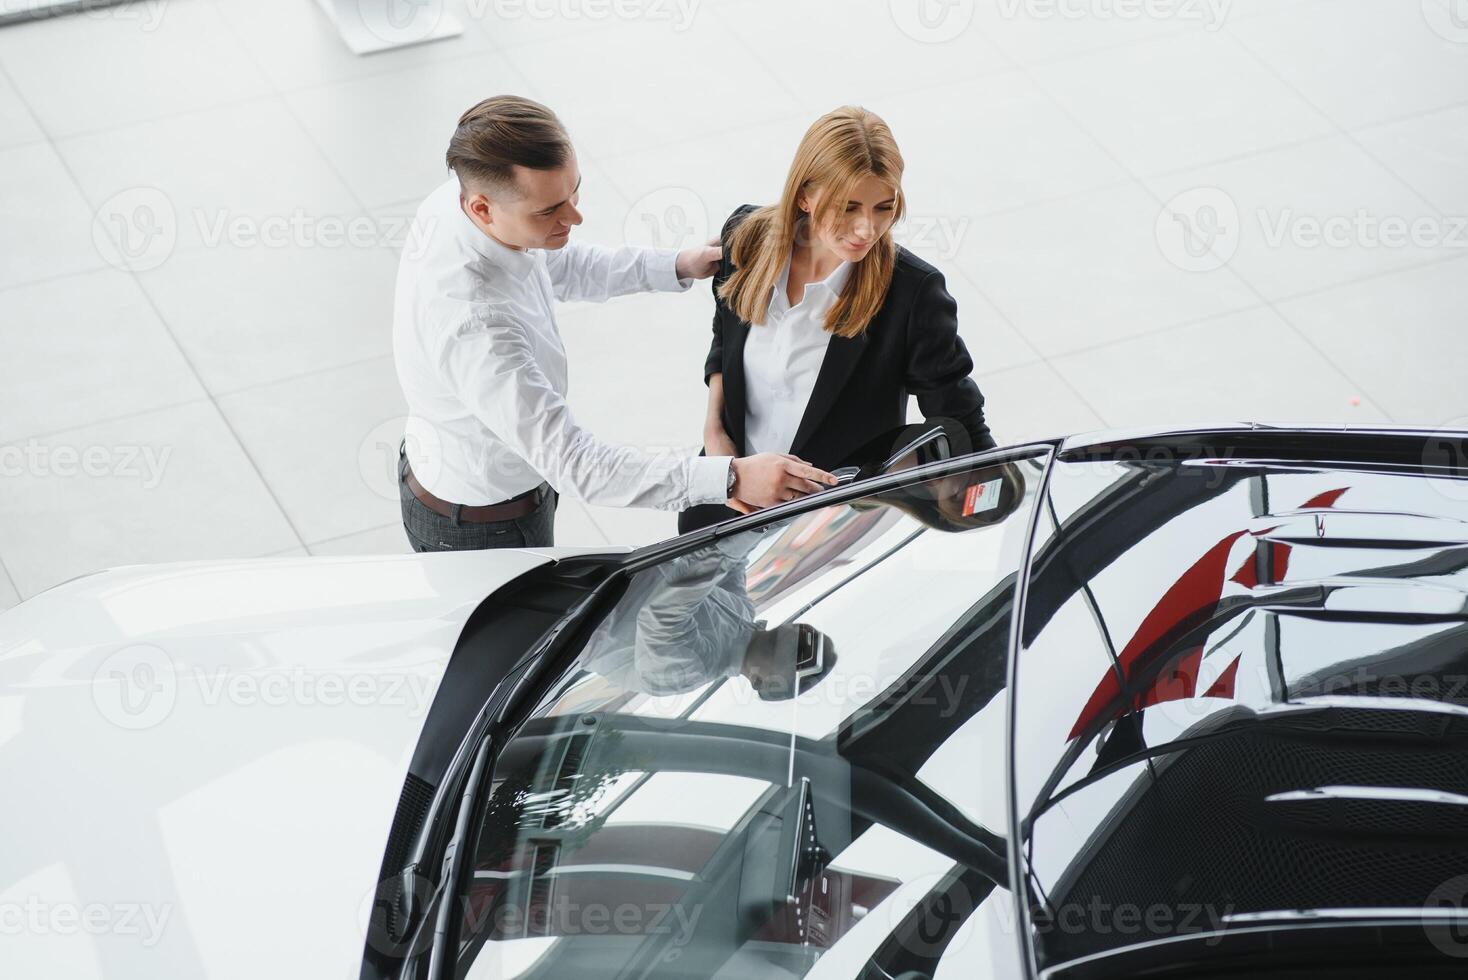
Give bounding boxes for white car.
[7,425,1468,980]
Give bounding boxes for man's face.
[464,154,583,250]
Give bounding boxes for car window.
[450,450,1049,980]
[1012,456,1468,973]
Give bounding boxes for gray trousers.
[398,450,556,552]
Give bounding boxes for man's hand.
[730,453,838,510]
[675,244,722,281]
[705,428,758,513]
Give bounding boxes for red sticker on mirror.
[963,479,1002,517]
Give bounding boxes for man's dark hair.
[445,95,571,197]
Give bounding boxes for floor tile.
[1354,103,1468,218]
[556,288,716,452]
[0,0,272,138]
[943,267,1044,375]
[0,270,206,442]
[496,14,791,162]
[0,401,300,597]
[1031,30,1334,177]
[970,0,1278,66]
[57,98,361,258]
[593,116,815,255]
[285,54,539,208]
[471,0,747,49]
[136,239,398,395]
[1231,0,1468,130]
[953,181,1257,357]
[0,563,21,611]
[1050,307,1393,431]
[583,503,681,549]
[552,497,613,550]
[0,70,43,150]
[865,71,1129,219]
[216,356,407,545]
[1146,135,1455,302]
[971,360,1106,445]
[1274,255,1468,425]
[712,0,1012,113]
[213,0,495,92]
[307,523,414,556]
[0,142,109,289]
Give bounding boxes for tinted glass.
[453,452,1049,980]
[1013,454,1468,971]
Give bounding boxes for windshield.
[451,451,1048,980]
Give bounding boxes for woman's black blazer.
[679,205,995,533]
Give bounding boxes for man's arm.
[443,311,835,509]
[542,241,693,303]
[630,544,756,694]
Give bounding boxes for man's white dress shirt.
[392,178,732,509]
[742,253,852,455]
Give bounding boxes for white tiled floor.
[1,0,1466,607]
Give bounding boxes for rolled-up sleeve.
[907,270,996,452]
[543,241,689,303]
[442,309,730,509]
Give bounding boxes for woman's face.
[802,174,899,263]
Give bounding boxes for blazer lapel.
[724,318,751,452]
[790,331,868,458]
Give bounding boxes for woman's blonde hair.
[719,106,906,340]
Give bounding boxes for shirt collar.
[769,251,853,316]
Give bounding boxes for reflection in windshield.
[452,454,1046,979]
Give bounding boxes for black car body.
[363,424,1468,980]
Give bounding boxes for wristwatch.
[726,460,737,500]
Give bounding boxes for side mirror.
[877,426,951,474]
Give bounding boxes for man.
[581,528,838,701]
[392,95,836,552]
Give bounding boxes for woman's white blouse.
[742,253,853,455]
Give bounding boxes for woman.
[679,106,996,534]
